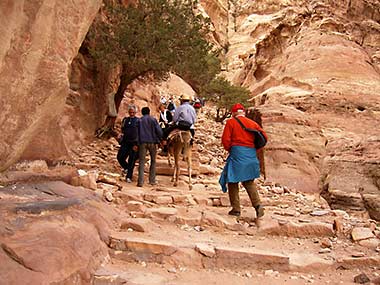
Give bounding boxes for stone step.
[93,263,168,285]
[118,205,338,239]
[107,232,340,273]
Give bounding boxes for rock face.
[0,181,119,284]
[199,0,380,218]
[0,0,102,171]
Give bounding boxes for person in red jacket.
[219,103,268,219]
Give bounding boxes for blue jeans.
[138,143,157,185]
[117,143,138,179]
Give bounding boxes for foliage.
[201,76,251,122]
[88,0,221,91]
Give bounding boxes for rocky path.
[72,108,380,284]
[0,108,379,284]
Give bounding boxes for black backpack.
[234,117,267,149]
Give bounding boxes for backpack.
[194,102,201,108]
[234,117,267,149]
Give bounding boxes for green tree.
[88,0,220,137]
[201,76,250,122]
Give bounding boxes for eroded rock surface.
[198,0,380,217]
[0,0,102,171]
[0,181,119,284]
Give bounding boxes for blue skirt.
[219,146,260,193]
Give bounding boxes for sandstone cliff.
[0,0,102,171]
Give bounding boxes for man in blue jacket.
[137,107,163,187]
[117,105,139,183]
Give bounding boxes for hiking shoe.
[228,209,241,217]
[126,178,132,183]
[254,205,265,219]
[137,184,143,187]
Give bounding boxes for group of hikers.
[117,94,196,187]
[117,95,268,220]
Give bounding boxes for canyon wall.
[200,0,380,217]
[0,0,102,171]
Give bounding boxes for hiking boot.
[228,209,241,217]
[254,205,264,219]
[126,178,132,183]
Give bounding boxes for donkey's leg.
[168,149,172,168]
[173,149,180,186]
[186,144,192,190]
[172,153,177,183]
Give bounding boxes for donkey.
[167,130,192,190]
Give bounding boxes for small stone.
[168,268,177,273]
[104,192,114,202]
[194,225,204,232]
[351,227,375,241]
[264,270,274,276]
[319,248,331,254]
[351,252,365,258]
[310,210,330,216]
[321,238,333,248]
[333,219,344,233]
[353,273,370,284]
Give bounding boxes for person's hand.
[133,145,138,152]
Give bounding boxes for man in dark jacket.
[117,105,139,183]
[137,107,163,187]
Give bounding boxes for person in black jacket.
[117,105,139,183]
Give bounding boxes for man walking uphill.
[117,105,139,183]
[219,103,268,220]
[137,107,163,187]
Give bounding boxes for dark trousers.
[117,143,138,179]
[138,143,157,185]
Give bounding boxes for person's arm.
[173,106,180,122]
[221,120,233,151]
[137,118,142,145]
